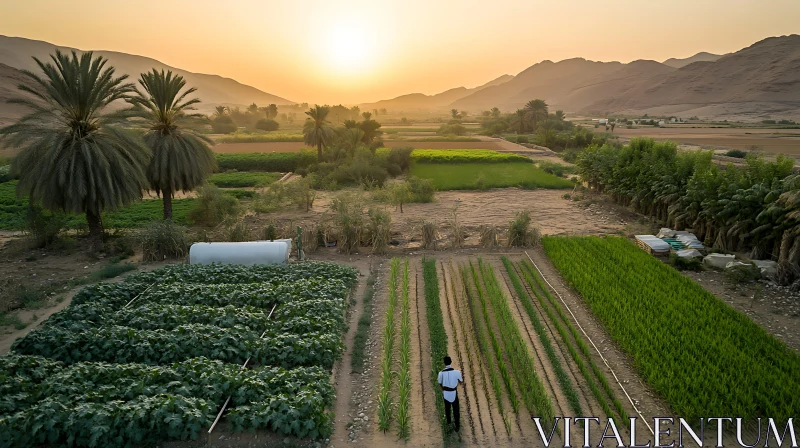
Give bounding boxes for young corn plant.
[396,260,412,438]
[422,258,449,436]
[377,258,400,432]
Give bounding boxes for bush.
[516,135,529,144]
[215,151,317,172]
[254,118,280,132]
[284,176,317,211]
[387,147,414,172]
[26,204,67,248]
[331,193,365,254]
[725,149,747,158]
[367,208,391,254]
[137,220,190,262]
[188,184,242,227]
[537,161,577,177]
[508,211,540,247]
[0,165,11,183]
[211,116,237,134]
[437,124,467,136]
[725,263,762,284]
[669,253,703,271]
[408,176,435,202]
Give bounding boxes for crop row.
[473,260,554,422]
[397,260,412,438]
[460,262,511,434]
[421,258,450,435]
[409,149,531,164]
[542,236,800,420]
[378,259,400,432]
[0,355,333,446]
[72,279,348,310]
[45,303,341,334]
[501,257,583,416]
[516,259,627,421]
[12,323,342,369]
[124,261,358,286]
[214,151,317,172]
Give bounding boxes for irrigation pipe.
[524,251,654,437]
[123,282,158,308]
[208,302,278,434]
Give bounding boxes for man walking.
[437,355,463,432]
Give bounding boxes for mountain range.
[0,35,292,125]
[0,34,798,123]
[360,35,800,120]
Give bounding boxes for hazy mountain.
[359,74,513,111]
[583,35,800,118]
[0,35,293,121]
[450,57,675,112]
[663,51,723,68]
[0,63,39,125]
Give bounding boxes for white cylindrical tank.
[189,241,289,266]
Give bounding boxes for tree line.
[576,138,800,285]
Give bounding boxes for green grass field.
[0,181,194,230]
[208,172,281,188]
[410,163,573,190]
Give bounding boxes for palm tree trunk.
[776,229,799,285]
[317,142,323,161]
[86,209,104,252]
[163,189,173,221]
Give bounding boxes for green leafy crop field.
[542,235,800,420]
[410,162,573,190]
[2,262,358,446]
[410,149,531,164]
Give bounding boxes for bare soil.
[614,126,800,156]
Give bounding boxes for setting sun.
[328,25,371,72]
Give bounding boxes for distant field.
[214,133,304,143]
[212,142,308,153]
[383,141,508,151]
[208,171,281,188]
[410,163,573,190]
[615,127,800,155]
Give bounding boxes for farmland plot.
[0,262,357,447]
[367,256,648,447]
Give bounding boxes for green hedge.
[215,151,317,172]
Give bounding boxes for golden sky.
[1,0,799,104]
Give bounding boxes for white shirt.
[437,365,463,402]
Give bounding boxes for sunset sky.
[1,0,799,104]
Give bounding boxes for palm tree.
[511,109,527,134]
[490,107,501,118]
[0,50,149,251]
[213,105,228,118]
[450,109,460,119]
[524,99,549,131]
[303,105,334,160]
[361,111,372,120]
[129,69,216,220]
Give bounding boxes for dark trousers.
[444,396,460,430]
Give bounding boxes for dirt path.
[330,262,371,446]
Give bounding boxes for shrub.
[367,208,391,254]
[188,184,242,227]
[254,118,279,132]
[211,115,237,134]
[725,149,747,159]
[252,183,287,213]
[389,182,412,213]
[331,193,365,254]
[387,147,414,172]
[537,161,577,177]
[669,253,703,271]
[408,176,435,202]
[421,221,437,250]
[516,135,529,144]
[0,165,11,183]
[137,220,190,261]
[437,124,467,136]
[26,204,66,248]
[725,263,762,284]
[508,211,540,247]
[284,176,317,211]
